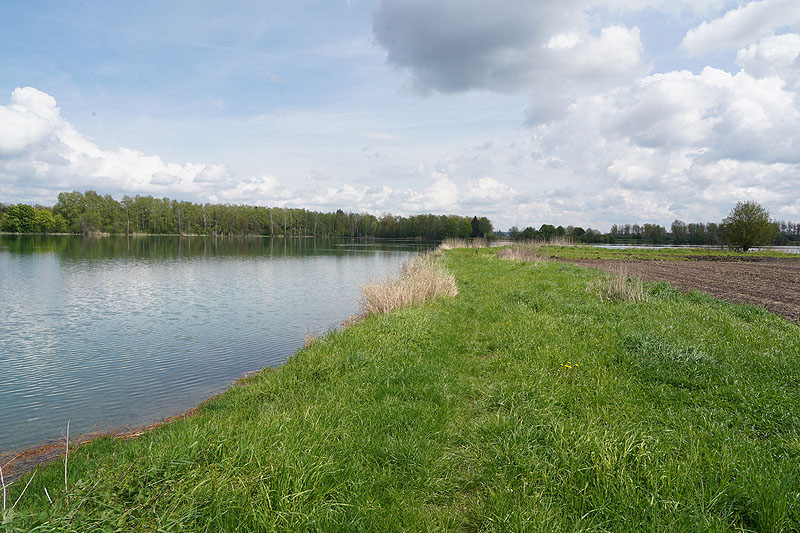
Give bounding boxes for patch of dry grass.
[304,330,320,348]
[516,236,575,246]
[588,266,647,302]
[439,238,469,250]
[495,244,544,264]
[361,252,458,315]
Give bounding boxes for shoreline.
[0,369,263,485]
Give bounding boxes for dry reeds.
[439,238,469,250]
[495,244,544,264]
[361,252,458,315]
[471,238,487,249]
[545,235,574,247]
[304,331,320,348]
[516,236,575,247]
[589,266,647,303]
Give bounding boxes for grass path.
[5,249,800,531]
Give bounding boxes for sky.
[0,0,798,231]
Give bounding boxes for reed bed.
[495,244,546,263]
[515,235,575,247]
[438,238,469,250]
[361,252,458,315]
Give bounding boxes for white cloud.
[0,87,298,206]
[464,177,517,203]
[736,33,800,90]
[681,0,800,56]
[422,172,459,210]
[518,51,800,228]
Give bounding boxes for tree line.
[0,190,494,239]
[508,203,797,248]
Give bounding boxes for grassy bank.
[5,249,800,530]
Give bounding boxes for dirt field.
[564,257,800,323]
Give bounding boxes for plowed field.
[565,257,800,323]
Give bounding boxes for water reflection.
[0,234,430,259]
[0,235,432,453]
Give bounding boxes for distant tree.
[722,201,777,252]
[539,224,556,241]
[579,228,603,243]
[1,204,36,232]
[470,216,480,238]
[33,208,56,233]
[509,226,520,239]
[642,224,667,244]
[457,218,473,238]
[671,219,688,244]
[519,226,537,240]
[477,217,493,238]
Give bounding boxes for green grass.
[5,249,800,531]
[537,245,799,261]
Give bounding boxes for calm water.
[0,235,430,453]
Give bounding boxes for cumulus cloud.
[681,0,800,56]
[373,0,649,122]
[519,49,800,227]
[305,171,519,220]
[0,87,299,206]
[735,33,800,91]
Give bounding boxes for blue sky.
[1,0,799,230]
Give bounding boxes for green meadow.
[5,249,800,531]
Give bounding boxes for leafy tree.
[477,217,493,238]
[457,218,473,238]
[671,220,688,244]
[470,216,480,238]
[518,226,537,240]
[642,223,667,244]
[722,201,777,252]
[2,204,36,232]
[33,208,57,233]
[539,224,556,241]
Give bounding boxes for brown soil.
[563,257,800,323]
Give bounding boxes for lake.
[0,235,430,453]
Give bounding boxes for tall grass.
[439,237,488,251]
[495,244,544,263]
[438,238,469,250]
[589,265,647,302]
[515,235,575,246]
[361,252,458,315]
